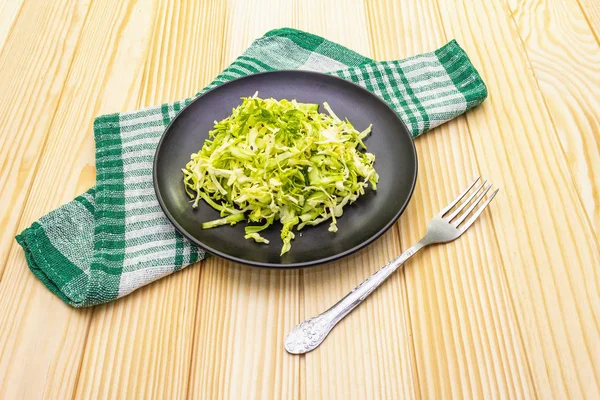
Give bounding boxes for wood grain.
[0,0,91,277]
[0,0,598,398]
[437,0,600,398]
[365,1,536,398]
[293,2,417,398]
[577,0,600,40]
[0,246,92,399]
[0,0,24,51]
[75,1,227,399]
[506,0,600,235]
[0,0,160,398]
[187,2,303,399]
[189,260,302,400]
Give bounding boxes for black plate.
[154,71,417,268]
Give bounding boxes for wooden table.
[1,0,599,398]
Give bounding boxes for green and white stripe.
[16,28,487,307]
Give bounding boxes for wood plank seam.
[135,0,164,106]
[462,36,578,395]
[69,310,94,399]
[431,3,544,397]
[459,110,540,399]
[1,0,598,397]
[576,0,600,45]
[298,267,306,400]
[507,0,600,240]
[500,0,600,251]
[217,3,229,87]
[391,224,416,397]
[408,6,532,390]
[397,266,421,399]
[503,0,600,245]
[44,0,154,390]
[0,0,25,54]
[0,2,96,281]
[0,0,157,396]
[72,1,219,398]
[0,1,219,398]
[185,262,206,399]
[362,4,429,397]
[436,0,600,396]
[486,0,600,301]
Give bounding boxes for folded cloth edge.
[15,27,488,307]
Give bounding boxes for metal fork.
[284,177,499,354]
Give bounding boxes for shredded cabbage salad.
[182,93,378,255]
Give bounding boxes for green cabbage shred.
[182,93,378,255]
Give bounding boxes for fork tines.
[439,177,499,231]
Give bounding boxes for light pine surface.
[0,0,598,398]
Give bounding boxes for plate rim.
[153,70,418,268]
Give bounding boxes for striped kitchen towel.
[16,28,487,307]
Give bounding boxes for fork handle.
[284,240,426,354]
